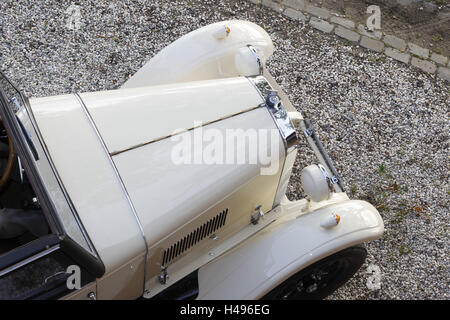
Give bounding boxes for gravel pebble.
[0,0,448,299]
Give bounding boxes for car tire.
[261,245,367,300]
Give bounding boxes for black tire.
[261,245,367,300]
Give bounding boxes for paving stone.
[385,47,410,64]
[283,7,307,21]
[437,67,450,82]
[261,0,283,12]
[334,25,360,42]
[282,0,305,11]
[396,0,414,5]
[408,43,429,59]
[423,2,438,13]
[309,17,334,33]
[384,34,407,51]
[430,53,448,66]
[411,57,436,73]
[305,5,330,19]
[357,24,382,40]
[330,16,355,29]
[360,36,384,52]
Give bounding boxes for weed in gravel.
[399,244,411,256]
[377,163,393,179]
[342,39,352,47]
[350,184,358,196]
[375,191,390,212]
[377,163,386,175]
[369,55,386,63]
[432,34,443,42]
[391,205,410,224]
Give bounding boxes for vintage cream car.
[0,20,384,300]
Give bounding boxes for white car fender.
[196,197,384,300]
[122,20,274,88]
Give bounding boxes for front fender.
[122,20,274,88]
[197,198,384,300]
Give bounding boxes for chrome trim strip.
[74,93,149,293]
[110,106,260,157]
[247,45,263,75]
[0,244,60,277]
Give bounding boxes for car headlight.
[300,164,331,202]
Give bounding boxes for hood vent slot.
[162,208,228,266]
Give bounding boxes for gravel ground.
[0,0,449,299]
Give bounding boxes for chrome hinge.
[158,266,169,285]
[330,175,339,184]
[304,128,314,137]
[251,205,264,225]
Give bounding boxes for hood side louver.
[162,208,229,266]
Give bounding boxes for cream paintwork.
[63,283,97,300]
[29,95,146,274]
[96,253,146,300]
[112,107,285,289]
[122,20,274,89]
[80,77,264,155]
[112,107,283,246]
[197,196,384,299]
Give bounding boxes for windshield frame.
[0,70,104,277]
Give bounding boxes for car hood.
[79,77,264,155]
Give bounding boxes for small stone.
[385,47,410,64]
[334,25,360,42]
[384,34,407,51]
[306,5,330,19]
[330,16,355,29]
[360,36,384,52]
[411,57,436,73]
[283,7,307,21]
[309,17,334,33]
[408,42,429,59]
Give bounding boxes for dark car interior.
[0,119,49,255]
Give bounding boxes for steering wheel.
[0,119,16,191]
